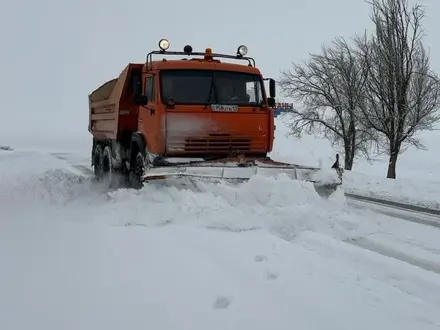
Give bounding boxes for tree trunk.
[343,121,356,171]
[387,150,399,179]
[349,121,356,171]
[344,142,354,171]
[344,151,354,170]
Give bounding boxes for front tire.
[129,151,145,189]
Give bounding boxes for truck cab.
[133,42,277,160]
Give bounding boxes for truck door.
[141,73,161,152]
[144,74,155,113]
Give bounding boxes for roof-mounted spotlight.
[183,45,193,55]
[237,45,248,57]
[159,38,170,51]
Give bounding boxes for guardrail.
[345,192,440,216]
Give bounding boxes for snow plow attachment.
[140,156,343,198]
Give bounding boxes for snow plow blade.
[140,157,343,198]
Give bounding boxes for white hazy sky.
[1,0,439,144]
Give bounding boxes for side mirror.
[269,78,276,98]
[267,97,275,108]
[134,94,148,105]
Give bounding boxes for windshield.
[160,69,264,106]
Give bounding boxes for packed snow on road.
[1,145,440,330]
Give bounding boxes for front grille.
[185,137,251,152]
[167,134,266,153]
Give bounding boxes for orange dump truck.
[88,39,341,195]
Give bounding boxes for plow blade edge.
[140,162,342,198]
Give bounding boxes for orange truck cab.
[88,39,280,187]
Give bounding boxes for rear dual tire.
[93,145,116,188]
[94,145,146,190]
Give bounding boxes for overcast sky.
[1,0,439,146]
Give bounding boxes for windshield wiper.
[204,76,216,109]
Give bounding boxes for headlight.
[237,45,248,56]
[159,39,170,51]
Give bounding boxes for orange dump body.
[89,52,275,159]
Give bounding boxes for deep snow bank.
[104,175,375,242]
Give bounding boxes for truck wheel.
[102,146,116,188]
[129,151,145,189]
[93,145,104,180]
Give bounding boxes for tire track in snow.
[347,237,440,275]
[50,153,94,177]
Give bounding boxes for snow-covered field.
[2,117,440,329]
[270,115,440,210]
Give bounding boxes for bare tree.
[278,37,375,170]
[354,0,440,178]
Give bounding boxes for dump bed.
[88,63,143,140]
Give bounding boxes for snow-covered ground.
[270,114,440,210]
[2,115,440,329]
[2,141,440,328]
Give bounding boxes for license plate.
[211,104,238,112]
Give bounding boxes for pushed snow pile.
[104,173,375,242]
[0,150,376,242]
[311,167,341,184]
[0,151,104,213]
